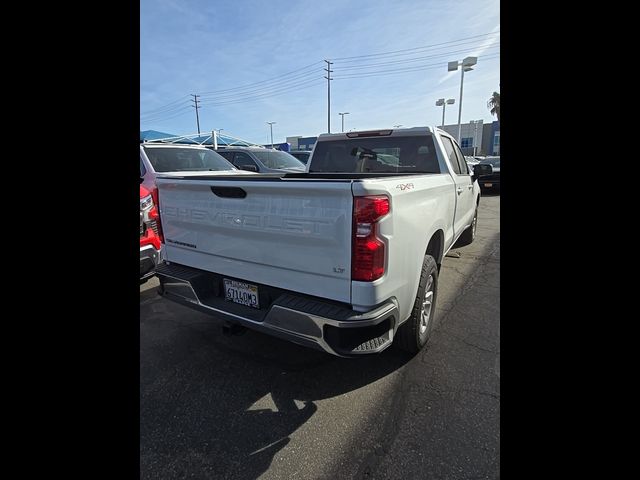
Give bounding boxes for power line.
[140,30,500,127]
[331,32,499,62]
[199,77,323,104]
[202,78,319,105]
[140,95,191,115]
[140,105,192,122]
[332,37,499,65]
[198,79,325,108]
[332,54,500,80]
[198,69,322,101]
[142,79,325,124]
[197,45,497,102]
[199,61,324,95]
[140,102,191,120]
[335,44,500,71]
[140,107,193,124]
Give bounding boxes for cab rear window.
[309,135,440,174]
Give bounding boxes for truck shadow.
[140,292,411,480]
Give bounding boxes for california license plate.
[224,279,259,309]
[484,183,493,188]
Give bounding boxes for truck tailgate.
[157,177,354,303]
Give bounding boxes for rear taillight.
[352,196,390,281]
[151,185,164,243]
[150,185,159,207]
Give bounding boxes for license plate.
[484,183,493,188]
[224,279,259,309]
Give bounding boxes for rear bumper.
[155,262,399,357]
[140,245,159,281]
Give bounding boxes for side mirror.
[472,163,492,181]
[238,164,258,172]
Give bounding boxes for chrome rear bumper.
[155,262,399,357]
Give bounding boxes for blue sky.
[140,0,500,144]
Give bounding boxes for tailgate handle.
[210,186,247,198]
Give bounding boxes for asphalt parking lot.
[140,193,500,479]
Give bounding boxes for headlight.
[140,194,153,211]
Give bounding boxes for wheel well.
[426,230,445,269]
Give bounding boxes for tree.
[487,91,500,122]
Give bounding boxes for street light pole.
[448,57,477,142]
[267,122,276,148]
[338,112,350,132]
[435,98,455,128]
[457,68,465,142]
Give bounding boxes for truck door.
[440,135,474,239]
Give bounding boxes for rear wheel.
[396,254,439,354]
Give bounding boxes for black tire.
[396,254,439,354]
[453,207,477,248]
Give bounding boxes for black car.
[478,156,500,191]
[289,150,312,164]
[216,147,306,173]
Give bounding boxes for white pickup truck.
[154,127,491,357]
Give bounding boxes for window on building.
[461,137,473,148]
[493,132,500,155]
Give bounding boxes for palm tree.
[487,92,500,122]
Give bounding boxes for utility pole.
[267,122,276,149]
[324,60,333,133]
[190,94,201,135]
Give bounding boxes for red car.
[140,185,162,283]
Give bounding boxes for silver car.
[140,143,255,206]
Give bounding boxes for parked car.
[140,184,161,283]
[465,155,479,172]
[289,150,312,164]
[216,147,306,173]
[152,127,491,357]
[477,156,500,191]
[140,144,253,212]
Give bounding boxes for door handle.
[457,187,463,194]
[467,185,473,190]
